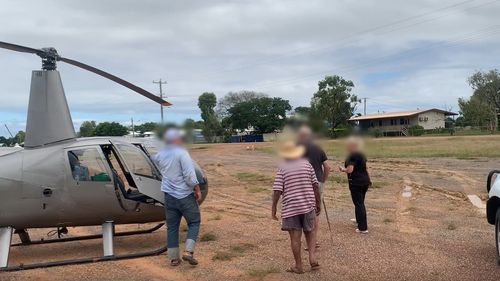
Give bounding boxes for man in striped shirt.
[272,141,321,274]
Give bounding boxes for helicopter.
[0,42,208,271]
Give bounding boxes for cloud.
[0,0,499,136]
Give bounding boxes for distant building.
[349,108,457,136]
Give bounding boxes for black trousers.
[349,185,368,231]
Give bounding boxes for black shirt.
[345,152,370,187]
[301,141,328,183]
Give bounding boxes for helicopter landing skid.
[11,223,164,246]
[0,222,167,272]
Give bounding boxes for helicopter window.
[68,149,111,182]
[115,144,160,179]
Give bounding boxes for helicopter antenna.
[4,124,14,138]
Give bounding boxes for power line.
[204,0,497,77]
[251,25,500,90]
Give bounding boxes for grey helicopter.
[0,42,208,271]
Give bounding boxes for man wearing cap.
[271,141,321,274]
[153,128,202,267]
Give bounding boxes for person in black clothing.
[297,126,330,249]
[339,137,371,234]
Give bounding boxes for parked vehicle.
[486,170,500,265]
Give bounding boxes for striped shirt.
[273,158,319,218]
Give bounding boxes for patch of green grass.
[236,172,271,182]
[383,218,394,223]
[248,267,280,280]
[248,187,268,193]
[212,243,256,261]
[319,135,500,158]
[212,251,235,261]
[230,243,256,254]
[200,232,217,242]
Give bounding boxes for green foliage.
[183,118,204,129]
[310,75,359,132]
[408,125,424,136]
[216,90,267,119]
[0,130,25,146]
[225,97,291,133]
[458,96,495,128]
[94,122,128,136]
[459,69,500,131]
[14,131,25,144]
[79,121,97,137]
[134,122,158,134]
[370,128,382,138]
[198,92,221,142]
[294,106,310,116]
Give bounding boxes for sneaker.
[355,228,369,234]
[350,218,357,224]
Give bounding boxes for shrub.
[370,128,382,138]
[409,125,425,136]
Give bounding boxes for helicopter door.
[111,142,164,204]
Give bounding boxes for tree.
[183,118,204,130]
[198,92,220,142]
[94,122,128,136]
[79,121,97,137]
[466,69,500,131]
[310,75,359,131]
[15,131,25,144]
[135,122,158,134]
[458,95,496,129]
[225,97,291,133]
[294,106,311,116]
[216,91,267,118]
[0,136,8,146]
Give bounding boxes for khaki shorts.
[281,210,316,232]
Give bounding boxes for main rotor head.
[39,47,59,70]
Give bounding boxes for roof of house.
[349,108,457,121]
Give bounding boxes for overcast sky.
[0,0,499,136]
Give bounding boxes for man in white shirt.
[153,128,202,266]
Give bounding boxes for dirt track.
[2,143,500,280]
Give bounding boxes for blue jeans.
[164,192,201,259]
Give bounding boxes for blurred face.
[346,142,359,153]
[165,137,183,145]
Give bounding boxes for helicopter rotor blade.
[0,41,41,55]
[58,57,171,106]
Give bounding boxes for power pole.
[153,79,167,123]
[131,117,135,138]
[362,98,368,115]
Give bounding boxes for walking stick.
[322,198,334,244]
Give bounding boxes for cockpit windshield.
[115,143,160,180]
